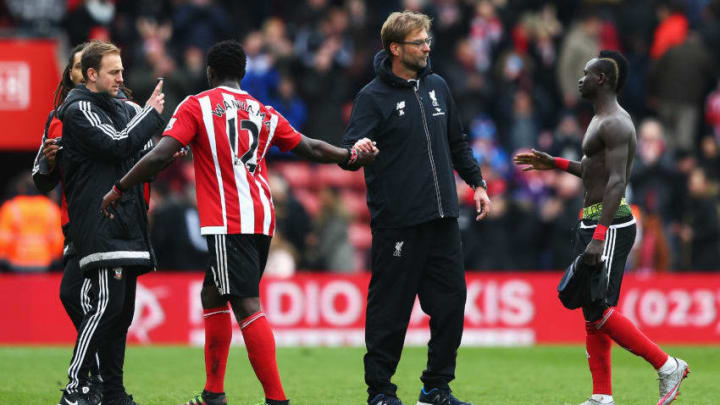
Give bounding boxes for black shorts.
[573,216,637,320]
[204,234,271,298]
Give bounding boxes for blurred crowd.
[1,0,720,273]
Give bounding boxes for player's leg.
[61,268,127,405]
[586,220,689,405]
[99,269,139,405]
[179,240,231,405]
[222,234,288,405]
[574,223,614,405]
[60,254,103,404]
[365,225,425,404]
[416,218,470,405]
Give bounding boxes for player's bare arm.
[291,135,379,168]
[583,116,633,266]
[513,148,583,177]
[101,136,184,218]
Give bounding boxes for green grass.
[1,345,717,404]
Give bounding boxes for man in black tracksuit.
[341,11,491,405]
[55,41,165,405]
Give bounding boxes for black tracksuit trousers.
[64,267,137,401]
[59,254,102,383]
[364,218,467,400]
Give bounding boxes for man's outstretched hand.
[513,149,555,171]
[101,187,122,219]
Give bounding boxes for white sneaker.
[657,357,690,405]
[578,399,614,405]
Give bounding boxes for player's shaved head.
[207,40,247,84]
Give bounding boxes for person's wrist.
[554,157,570,171]
[345,147,358,165]
[592,224,608,241]
[113,182,127,196]
[472,179,488,191]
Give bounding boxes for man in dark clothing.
[341,11,490,405]
[55,40,165,405]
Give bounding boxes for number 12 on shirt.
[227,116,260,174]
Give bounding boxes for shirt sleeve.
[162,96,200,146]
[341,90,380,148]
[267,106,302,152]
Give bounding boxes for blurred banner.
[0,39,59,151]
[1,272,719,346]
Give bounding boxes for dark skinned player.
[514,50,689,405]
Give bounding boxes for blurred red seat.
[270,162,313,189]
[348,222,372,250]
[341,190,370,223]
[293,188,320,217]
[315,165,356,189]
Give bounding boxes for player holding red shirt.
[101,40,377,405]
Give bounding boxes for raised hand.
[145,78,165,114]
[513,148,555,171]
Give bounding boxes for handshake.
[344,138,379,169]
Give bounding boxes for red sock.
[586,321,612,395]
[595,308,668,369]
[240,312,286,401]
[203,305,232,394]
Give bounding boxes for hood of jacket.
[57,85,117,121]
[373,49,432,88]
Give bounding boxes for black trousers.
[64,267,137,401]
[59,254,101,382]
[364,218,467,399]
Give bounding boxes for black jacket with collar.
[342,50,484,229]
[57,85,164,274]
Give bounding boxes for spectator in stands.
[649,31,716,153]
[557,10,601,108]
[171,0,231,52]
[268,173,312,268]
[64,0,115,45]
[306,187,355,273]
[699,135,720,183]
[630,119,675,271]
[650,1,688,60]
[0,171,63,272]
[678,168,720,270]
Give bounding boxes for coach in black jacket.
[341,11,491,405]
[54,41,165,405]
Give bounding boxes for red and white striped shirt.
[163,86,301,236]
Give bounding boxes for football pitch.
[1,345,717,404]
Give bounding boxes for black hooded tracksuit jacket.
[57,85,164,274]
[342,50,483,229]
[342,50,485,397]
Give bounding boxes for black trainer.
[86,377,103,405]
[265,399,289,405]
[180,390,227,405]
[265,398,290,405]
[104,393,140,405]
[369,393,404,405]
[417,388,472,405]
[57,390,91,405]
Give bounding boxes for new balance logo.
[396,101,405,117]
[393,241,404,257]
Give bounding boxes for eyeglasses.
[397,37,432,47]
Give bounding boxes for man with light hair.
[341,10,490,405]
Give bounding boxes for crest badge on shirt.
[396,101,405,117]
[113,267,123,280]
[429,90,444,116]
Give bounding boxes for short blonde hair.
[81,40,121,81]
[381,11,432,54]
